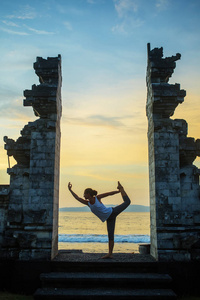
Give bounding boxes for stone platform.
[53,250,156,263]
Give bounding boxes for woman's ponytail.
[92,190,97,196]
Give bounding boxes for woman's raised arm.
[68,182,88,205]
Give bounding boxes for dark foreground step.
[40,272,173,288]
[34,287,177,300]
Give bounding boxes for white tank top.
[88,196,112,222]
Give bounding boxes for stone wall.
[0,55,62,260]
[0,185,9,247]
[146,43,200,261]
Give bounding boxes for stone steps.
[34,271,177,299]
[39,272,173,288]
[34,287,177,299]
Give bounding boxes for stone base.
[139,244,150,255]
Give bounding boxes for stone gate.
[0,46,200,261]
[0,55,62,260]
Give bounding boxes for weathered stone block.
[194,213,200,224]
[37,189,53,197]
[31,153,46,160]
[163,212,182,225]
[35,239,52,248]
[19,249,51,260]
[17,232,37,248]
[24,209,47,224]
[168,196,181,205]
[4,235,17,247]
[7,205,22,223]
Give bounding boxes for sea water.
[59,212,150,253]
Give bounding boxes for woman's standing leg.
[102,216,115,259]
[102,182,131,259]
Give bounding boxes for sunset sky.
[0,0,200,208]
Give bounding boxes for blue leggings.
[106,195,131,241]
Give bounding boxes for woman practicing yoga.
[68,181,131,258]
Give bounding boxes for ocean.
[58,212,150,253]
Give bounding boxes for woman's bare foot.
[117,181,123,191]
[117,181,127,197]
[117,181,124,191]
[101,253,113,259]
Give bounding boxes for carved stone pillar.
[0,55,62,260]
[146,44,200,261]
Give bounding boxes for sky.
[0,0,200,208]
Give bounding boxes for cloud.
[0,26,29,36]
[0,85,20,101]
[156,0,170,10]
[112,22,127,34]
[63,114,146,134]
[112,17,144,34]
[56,4,83,16]
[112,0,143,34]
[1,21,55,35]
[63,21,73,31]
[25,26,55,35]
[65,114,126,129]
[56,4,70,14]
[113,0,138,18]
[6,5,36,20]
[0,97,35,122]
[2,20,20,27]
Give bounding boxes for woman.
[68,181,131,258]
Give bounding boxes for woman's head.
[84,188,97,199]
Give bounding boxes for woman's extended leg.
[112,181,131,217]
[102,182,131,259]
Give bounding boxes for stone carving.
[0,55,62,260]
[146,43,200,261]
[4,136,30,166]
